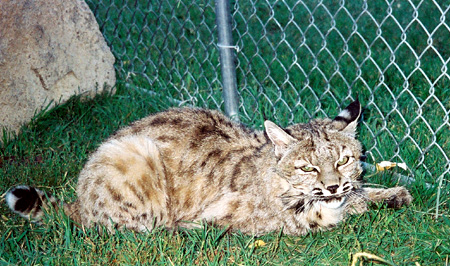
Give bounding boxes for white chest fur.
[306,199,346,229]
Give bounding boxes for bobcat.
[5,100,412,235]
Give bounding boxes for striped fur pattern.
[5,101,412,235]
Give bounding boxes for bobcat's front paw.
[384,187,413,209]
[365,186,413,209]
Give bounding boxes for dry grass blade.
[350,252,395,266]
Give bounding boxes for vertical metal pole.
[215,0,239,121]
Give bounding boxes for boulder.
[0,0,116,135]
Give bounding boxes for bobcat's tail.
[5,185,61,222]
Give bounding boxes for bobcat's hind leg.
[76,135,170,232]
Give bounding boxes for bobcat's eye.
[337,156,349,166]
[299,166,315,172]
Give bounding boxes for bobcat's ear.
[264,120,295,157]
[332,100,361,135]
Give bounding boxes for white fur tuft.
[337,109,351,120]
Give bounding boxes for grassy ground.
[1,0,449,265]
[0,86,449,265]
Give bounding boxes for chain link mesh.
[87,0,223,108]
[85,0,449,214]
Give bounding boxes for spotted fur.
[5,101,412,235]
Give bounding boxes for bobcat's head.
[265,101,363,212]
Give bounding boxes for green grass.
[1,0,449,265]
[1,86,449,265]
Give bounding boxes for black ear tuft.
[333,100,361,124]
[332,100,361,134]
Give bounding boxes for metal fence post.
[215,0,239,121]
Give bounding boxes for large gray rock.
[0,0,116,134]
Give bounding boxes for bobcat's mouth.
[318,195,346,209]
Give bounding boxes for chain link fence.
[85,0,449,215]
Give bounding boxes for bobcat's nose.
[326,185,339,194]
